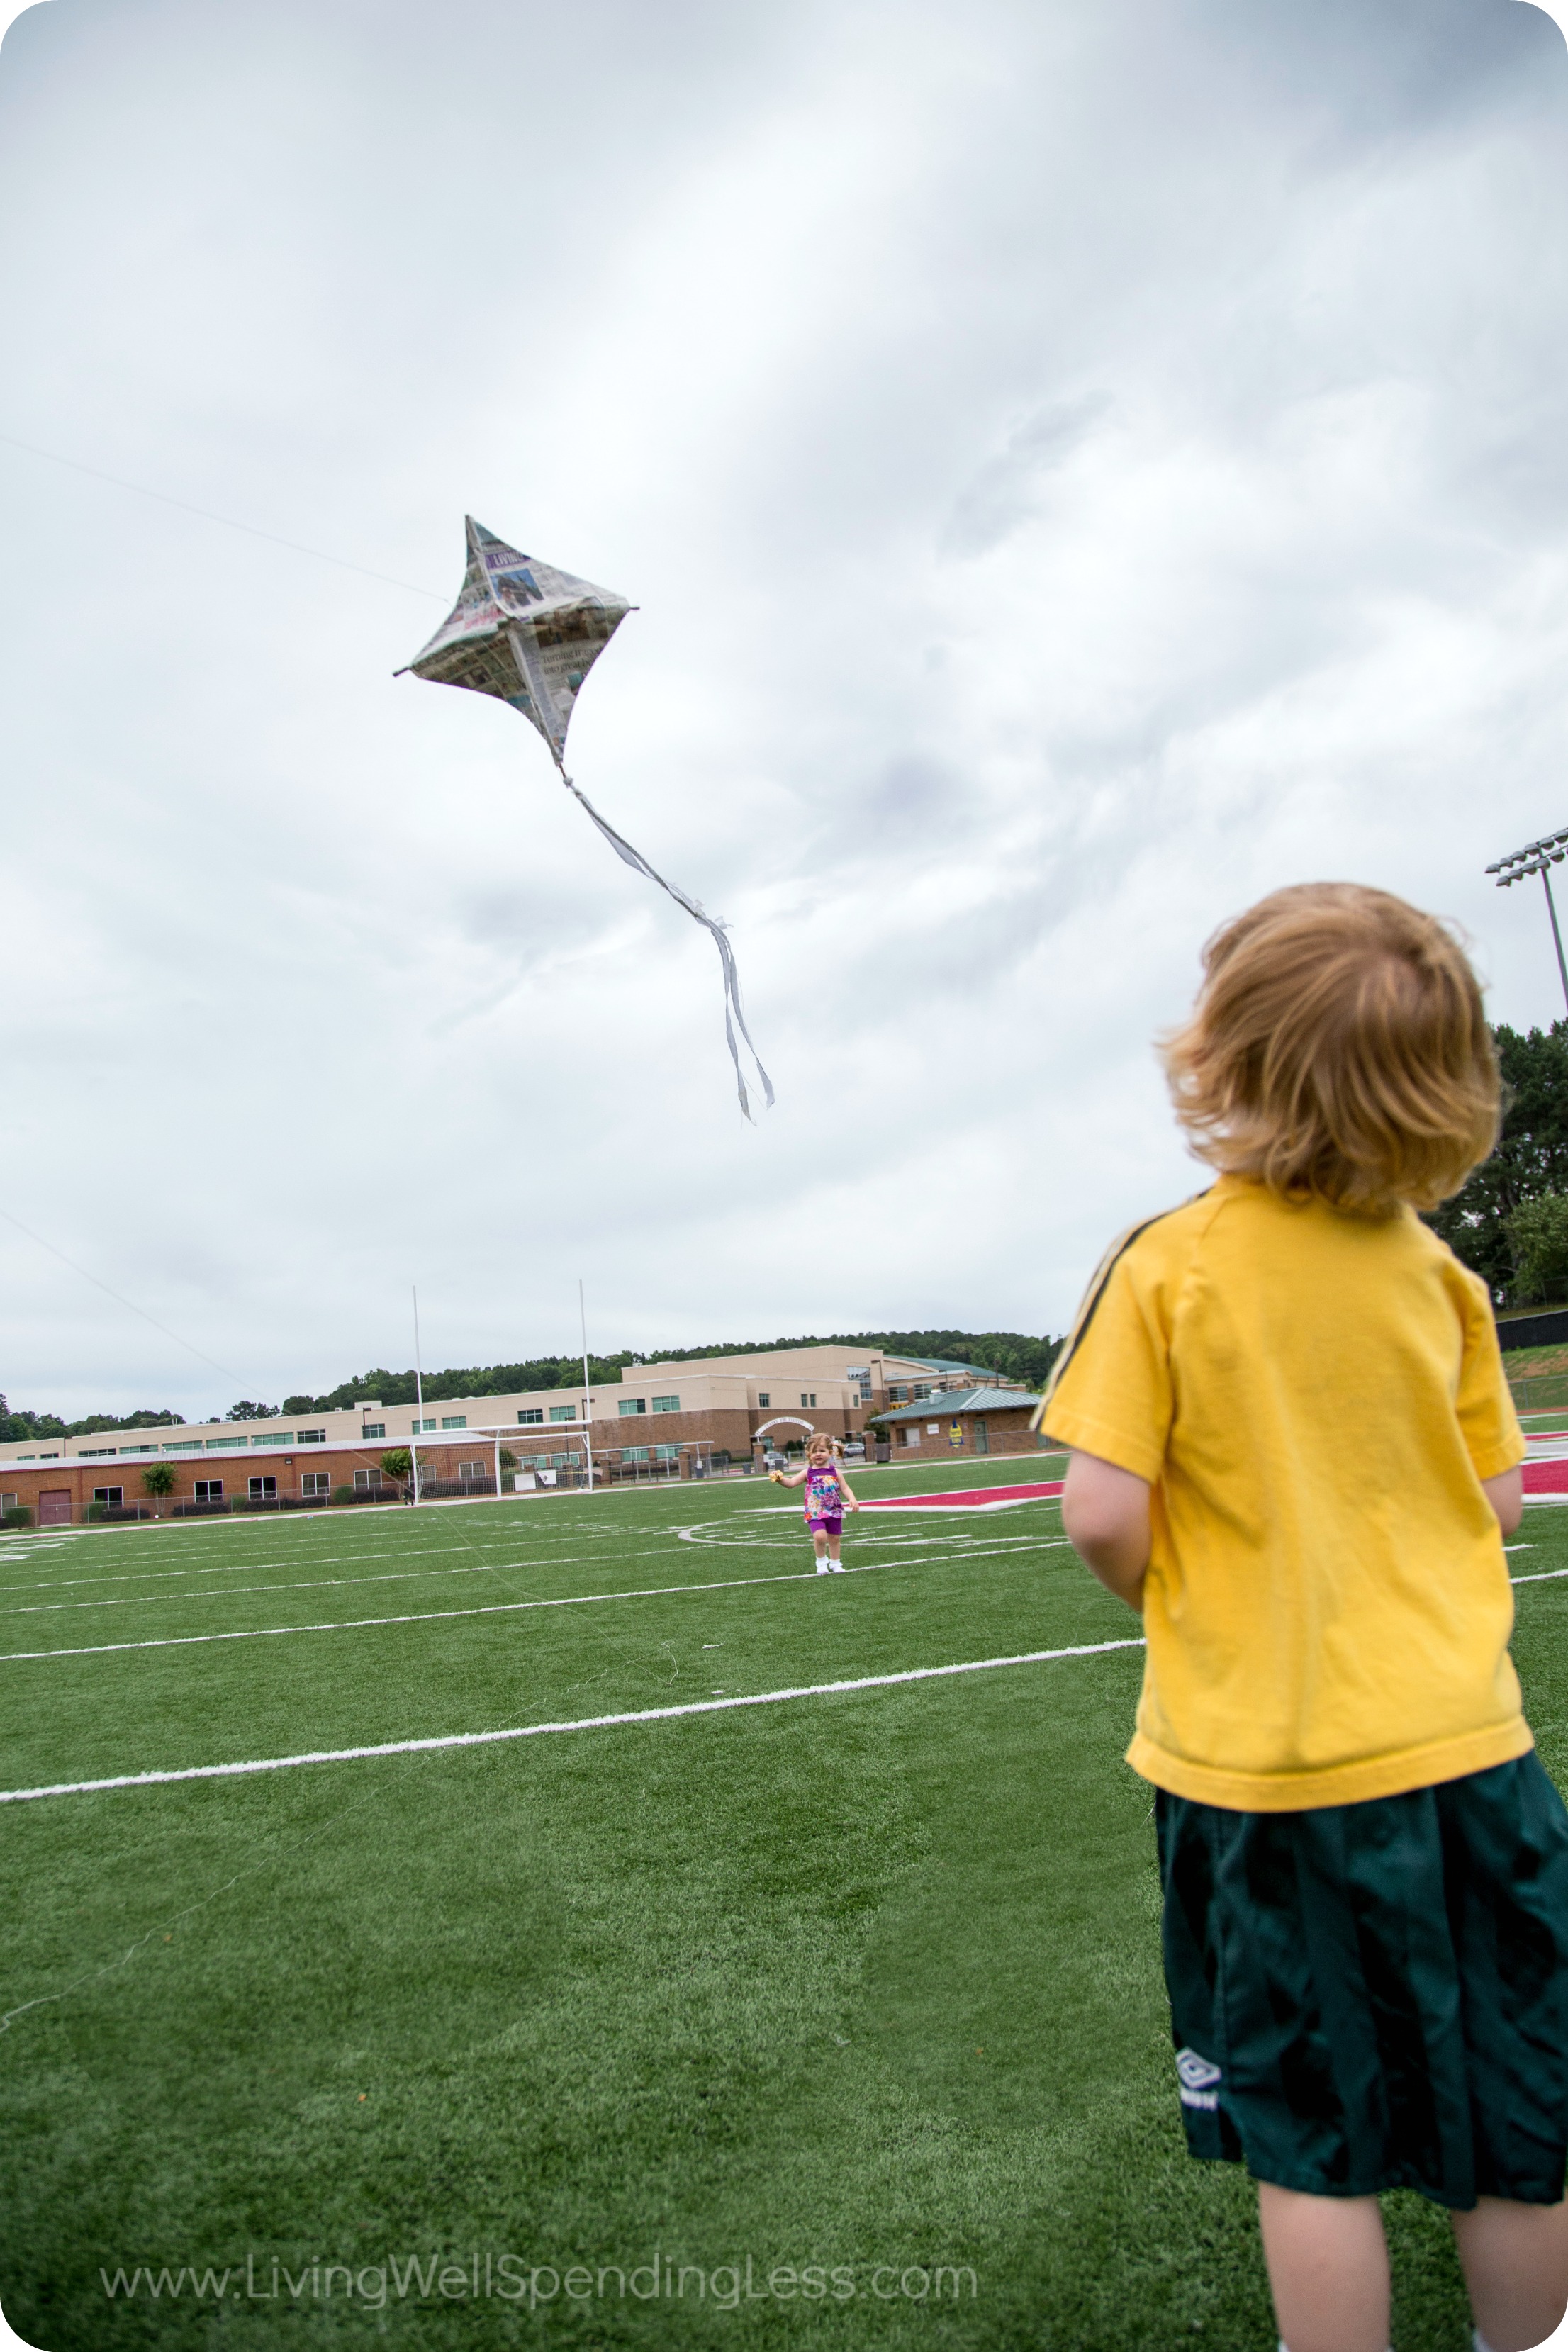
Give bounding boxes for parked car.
[762,1448,790,1471]
[841,1439,867,1460]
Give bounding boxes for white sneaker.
[816,1562,831,1574]
[831,1562,846,1572]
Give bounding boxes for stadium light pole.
[1486,828,1568,1019]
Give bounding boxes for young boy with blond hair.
[1041,884,1568,2352]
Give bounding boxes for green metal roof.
[871,1388,1041,1423]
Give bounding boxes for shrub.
[3,1504,34,1529]
[498,1446,517,1469]
[332,1486,357,1506]
[379,1448,411,1481]
[141,1462,176,1496]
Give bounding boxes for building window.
[92,1486,124,1506]
[441,1415,467,1430]
[415,1418,437,1433]
[459,1460,486,1479]
[194,1479,223,1501]
[758,1391,770,1407]
[164,1440,203,1452]
[80,1447,117,1459]
[651,1394,679,1413]
[549,1406,576,1423]
[248,1475,277,1500]
[622,1446,650,1463]
[654,1444,679,1462]
[206,1437,239,1450]
[904,1428,921,1447]
[362,1422,386,1440]
[302,1472,332,1498]
[353,1467,376,1490]
[800,1392,817,1409]
[619,1399,646,1418]
[298,1427,326,1444]
[518,1408,544,1425]
[0,1494,16,1514]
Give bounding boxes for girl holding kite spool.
[771,1433,858,1573]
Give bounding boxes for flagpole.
[579,1277,595,1492]
[413,1284,424,1504]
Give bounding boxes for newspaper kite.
[398,517,773,1119]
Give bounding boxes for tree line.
[1424,1019,1568,1306]
[1,1330,1065,1441]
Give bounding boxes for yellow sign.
[950,1422,963,1447]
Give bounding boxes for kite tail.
[559,767,775,1121]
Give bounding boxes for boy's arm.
[1482,1465,1523,1537]
[1060,1450,1151,1614]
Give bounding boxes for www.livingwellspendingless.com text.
[100,2250,981,2311]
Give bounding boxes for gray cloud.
[0,0,1564,1413]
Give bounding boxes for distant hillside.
[1,1329,1063,1435]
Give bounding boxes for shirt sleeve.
[1454,1270,1525,1482]
[1039,1227,1176,1485]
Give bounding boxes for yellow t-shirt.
[1041,1175,1530,1810]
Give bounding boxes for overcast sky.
[2,0,1567,1419]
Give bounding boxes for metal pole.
[412,1284,424,1503]
[579,1277,595,1491]
[1543,866,1568,1020]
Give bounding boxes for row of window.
[617,1395,680,1417]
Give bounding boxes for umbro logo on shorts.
[1175,2046,1223,2110]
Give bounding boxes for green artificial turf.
[1,1462,1564,2348]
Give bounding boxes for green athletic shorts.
[1156,1752,1568,2207]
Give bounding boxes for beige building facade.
[0,1344,1024,1523]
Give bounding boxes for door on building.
[974,1418,990,1455]
[38,1489,72,1525]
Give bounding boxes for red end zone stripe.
[1524,1460,1568,1493]
[861,1481,1064,1511]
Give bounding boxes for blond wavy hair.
[1160,883,1499,1212]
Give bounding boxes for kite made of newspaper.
[398,517,773,1119]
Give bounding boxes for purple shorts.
[807,1515,843,1538]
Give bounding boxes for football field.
[3,1462,1567,2351]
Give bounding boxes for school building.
[0,1345,1041,1525]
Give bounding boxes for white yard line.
[0,1640,1144,1804]
[0,1562,880,1662]
[0,1537,1067,1654]
[0,1549,698,1616]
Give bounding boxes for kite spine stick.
[555,761,774,1121]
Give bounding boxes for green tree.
[1506,1192,1568,1305]
[379,1448,411,1482]
[140,1463,175,1496]
[1426,1020,1568,1301]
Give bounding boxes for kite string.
[556,767,774,1122]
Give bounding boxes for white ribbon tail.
[559,768,775,1121]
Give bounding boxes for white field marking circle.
[0,1639,1147,1804]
